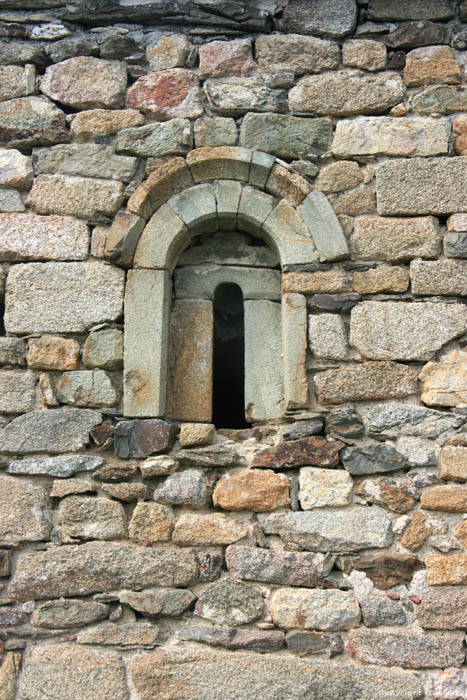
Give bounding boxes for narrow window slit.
[212,283,249,429]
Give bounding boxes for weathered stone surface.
[29,332,80,371]
[83,329,123,371]
[101,483,147,502]
[0,213,89,264]
[349,629,464,669]
[261,507,392,552]
[177,443,245,468]
[367,403,465,439]
[70,108,144,139]
[240,112,331,159]
[58,370,120,408]
[140,455,178,478]
[130,646,424,700]
[417,588,467,630]
[350,301,467,361]
[354,553,423,589]
[16,644,128,700]
[256,34,339,75]
[8,455,102,478]
[309,293,361,311]
[315,362,418,404]
[421,351,467,407]
[411,259,467,296]
[356,477,417,514]
[179,423,215,448]
[327,185,375,217]
[0,548,9,576]
[119,588,195,617]
[6,262,124,334]
[440,445,467,482]
[360,594,407,627]
[114,419,176,459]
[41,57,127,110]
[199,39,254,78]
[333,117,449,157]
[27,174,124,220]
[308,314,349,360]
[386,20,450,48]
[342,443,409,476]
[0,652,20,700]
[226,545,324,587]
[0,474,50,544]
[147,34,190,71]
[351,215,440,262]
[342,39,386,71]
[376,157,467,216]
[179,625,284,654]
[404,46,461,87]
[352,266,409,293]
[281,418,324,441]
[0,337,25,368]
[0,370,35,413]
[315,160,361,194]
[77,621,159,648]
[195,577,263,626]
[271,588,360,631]
[194,116,237,147]
[129,157,193,220]
[59,495,126,542]
[429,668,467,700]
[0,605,26,626]
[104,210,145,267]
[93,461,139,482]
[367,0,455,21]
[289,70,405,116]
[444,231,467,259]
[172,513,248,546]
[326,409,363,439]
[0,148,32,189]
[283,0,358,39]
[299,467,352,508]
[283,270,349,295]
[0,64,34,102]
[252,437,342,469]
[50,479,96,498]
[0,96,67,148]
[421,485,467,512]
[128,502,174,542]
[168,299,213,423]
[34,143,137,182]
[0,188,25,213]
[8,541,198,600]
[400,511,446,551]
[426,553,467,585]
[205,78,286,116]
[213,468,290,512]
[286,630,343,656]
[0,408,101,454]
[413,85,467,114]
[154,468,210,507]
[127,69,202,120]
[32,599,109,629]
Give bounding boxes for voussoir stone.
[0,96,68,149]
[16,643,128,700]
[32,598,109,629]
[289,70,405,116]
[0,474,51,544]
[5,261,125,333]
[271,588,360,631]
[8,541,198,600]
[350,301,467,361]
[256,34,339,75]
[333,116,449,157]
[213,468,290,512]
[351,215,440,262]
[8,454,102,478]
[26,174,124,220]
[240,112,331,159]
[376,157,467,216]
[0,408,101,454]
[130,646,424,700]
[40,56,127,110]
[0,213,89,262]
[195,577,263,626]
[127,69,202,120]
[314,362,418,404]
[260,506,392,552]
[226,545,324,587]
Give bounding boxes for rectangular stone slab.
[245,300,284,422]
[167,299,213,422]
[124,269,170,417]
[282,293,308,410]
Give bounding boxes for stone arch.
[120,147,349,419]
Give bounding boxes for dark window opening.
[212,283,249,429]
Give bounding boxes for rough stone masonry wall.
[2,0,467,698]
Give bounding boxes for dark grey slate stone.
[341,443,410,475]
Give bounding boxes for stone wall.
[1,1,467,698]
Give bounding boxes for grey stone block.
[299,191,349,261]
[133,204,190,271]
[174,264,280,300]
[168,182,218,235]
[282,293,308,410]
